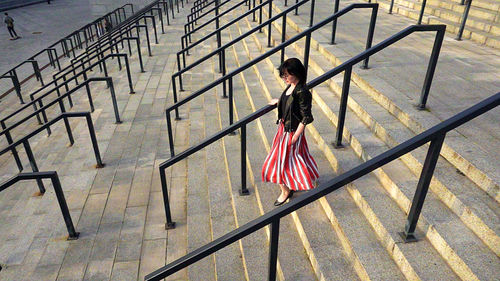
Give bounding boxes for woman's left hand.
[291,123,306,145]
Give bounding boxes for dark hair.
[4,13,8,15]
[278,58,307,84]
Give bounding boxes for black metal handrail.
[171,0,313,105]
[146,92,500,280]
[182,0,249,49]
[179,0,270,71]
[15,52,135,120]
[166,3,376,156]
[0,3,134,104]
[71,1,168,64]
[0,111,103,194]
[61,33,145,84]
[307,24,445,147]
[160,105,275,228]
[0,77,116,171]
[0,171,79,240]
[187,0,231,28]
[188,0,222,23]
[0,0,167,107]
[161,22,449,230]
[68,20,154,73]
[54,44,139,94]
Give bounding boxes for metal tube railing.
[0,3,134,103]
[182,0,249,50]
[0,171,80,239]
[455,0,472,41]
[172,0,311,100]
[167,3,376,151]
[160,23,449,231]
[146,92,500,280]
[0,112,104,175]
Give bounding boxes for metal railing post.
[22,140,46,194]
[160,167,176,229]
[309,0,315,27]
[418,28,445,110]
[240,124,249,195]
[9,71,24,104]
[455,0,472,41]
[334,65,352,148]
[281,14,287,65]
[82,72,95,112]
[50,172,80,239]
[38,100,52,136]
[303,33,312,80]
[57,101,75,146]
[107,79,122,124]
[85,114,104,168]
[331,0,339,44]
[417,0,427,25]
[1,121,23,171]
[268,0,273,47]
[259,0,263,32]
[295,0,299,15]
[362,5,378,69]
[124,55,135,94]
[268,219,280,281]
[253,0,257,21]
[166,113,175,157]
[229,76,233,126]
[389,0,395,14]
[400,133,446,242]
[222,50,227,98]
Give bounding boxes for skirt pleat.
[262,123,319,191]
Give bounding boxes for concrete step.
[369,0,500,47]
[269,0,500,207]
[394,0,499,23]
[236,13,500,281]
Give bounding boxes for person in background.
[104,18,112,33]
[4,13,19,40]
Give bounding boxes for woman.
[262,58,319,206]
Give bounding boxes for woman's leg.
[277,184,291,202]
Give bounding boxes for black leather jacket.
[277,83,314,132]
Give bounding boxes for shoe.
[274,190,294,206]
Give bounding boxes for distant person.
[4,13,19,40]
[104,18,112,33]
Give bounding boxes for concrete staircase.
[155,0,499,280]
[366,0,500,48]
[0,0,498,280]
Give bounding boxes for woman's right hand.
[269,98,279,105]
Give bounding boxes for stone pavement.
[0,0,96,75]
[0,2,189,280]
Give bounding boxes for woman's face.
[282,69,299,85]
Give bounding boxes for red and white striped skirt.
[261,122,319,191]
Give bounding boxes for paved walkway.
[0,3,188,280]
[0,0,96,75]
